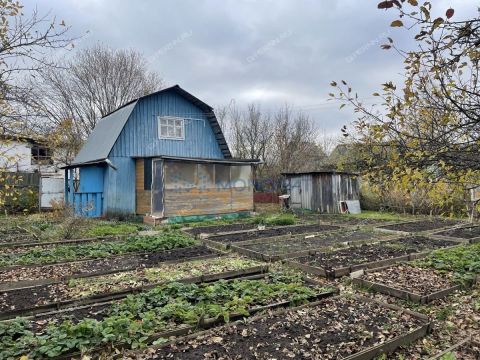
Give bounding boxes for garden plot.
[136,296,430,360]
[0,226,37,244]
[429,339,480,360]
[353,264,460,303]
[0,245,217,289]
[377,219,461,234]
[205,223,341,245]
[0,220,140,245]
[435,225,480,242]
[0,232,196,268]
[0,256,266,318]
[185,223,258,237]
[231,228,393,261]
[285,236,461,278]
[0,273,335,359]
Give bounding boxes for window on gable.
[158,116,185,140]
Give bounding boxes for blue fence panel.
[73,192,103,217]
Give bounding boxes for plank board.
[135,159,151,214]
[164,187,253,217]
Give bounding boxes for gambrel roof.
[71,85,231,166]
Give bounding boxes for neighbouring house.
[64,85,260,219]
[0,134,65,209]
[282,170,360,213]
[0,134,58,174]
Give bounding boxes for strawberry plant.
[0,232,196,267]
[0,273,331,358]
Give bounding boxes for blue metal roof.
[71,101,138,166]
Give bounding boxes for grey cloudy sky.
[23,0,476,137]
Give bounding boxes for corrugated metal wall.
[109,92,224,159]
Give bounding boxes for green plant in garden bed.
[0,273,331,358]
[66,256,263,297]
[252,213,296,226]
[84,223,139,237]
[0,232,196,267]
[415,243,480,284]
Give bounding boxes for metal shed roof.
[70,85,232,167]
[72,101,138,166]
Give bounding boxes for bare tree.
[27,44,163,163]
[270,105,323,176]
[0,1,74,132]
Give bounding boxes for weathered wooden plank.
[135,159,151,214]
[164,187,253,217]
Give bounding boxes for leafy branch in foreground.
[329,1,480,217]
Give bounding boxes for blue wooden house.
[64,85,258,219]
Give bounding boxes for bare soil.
[185,223,258,236]
[436,225,480,239]
[209,224,340,244]
[361,264,455,295]
[0,245,216,284]
[239,229,387,256]
[378,219,460,233]
[293,237,458,271]
[139,297,425,360]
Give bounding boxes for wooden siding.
[287,173,360,214]
[109,92,224,159]
[135,159,151,215]
[164,187,253,217]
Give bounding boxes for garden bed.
[0,245,218,290]
[377,219,461,233]
[136,295,431,360]
[0,232,196,268]
[0,235,133,255]
[0,226,37,244]
[0,234,130,250]
[285,236,461,278]
[184,223,259,237]
[205,223,341,244]
[0,257,268,319]
[428,338,480,360]
[0,273,335,359]
[435,225,480,242]
[353,264,461,303]
[230,229,393,261]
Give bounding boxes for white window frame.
[158,116,185,140]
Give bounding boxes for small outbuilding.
[64,85,259,220]
[282,170,360,213]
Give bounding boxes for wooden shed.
[283,171,360,213]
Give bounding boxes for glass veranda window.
[158,117,184,140]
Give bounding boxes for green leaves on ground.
[0,232,196,267]
[0,273,328,358]
[416,243,480,284]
